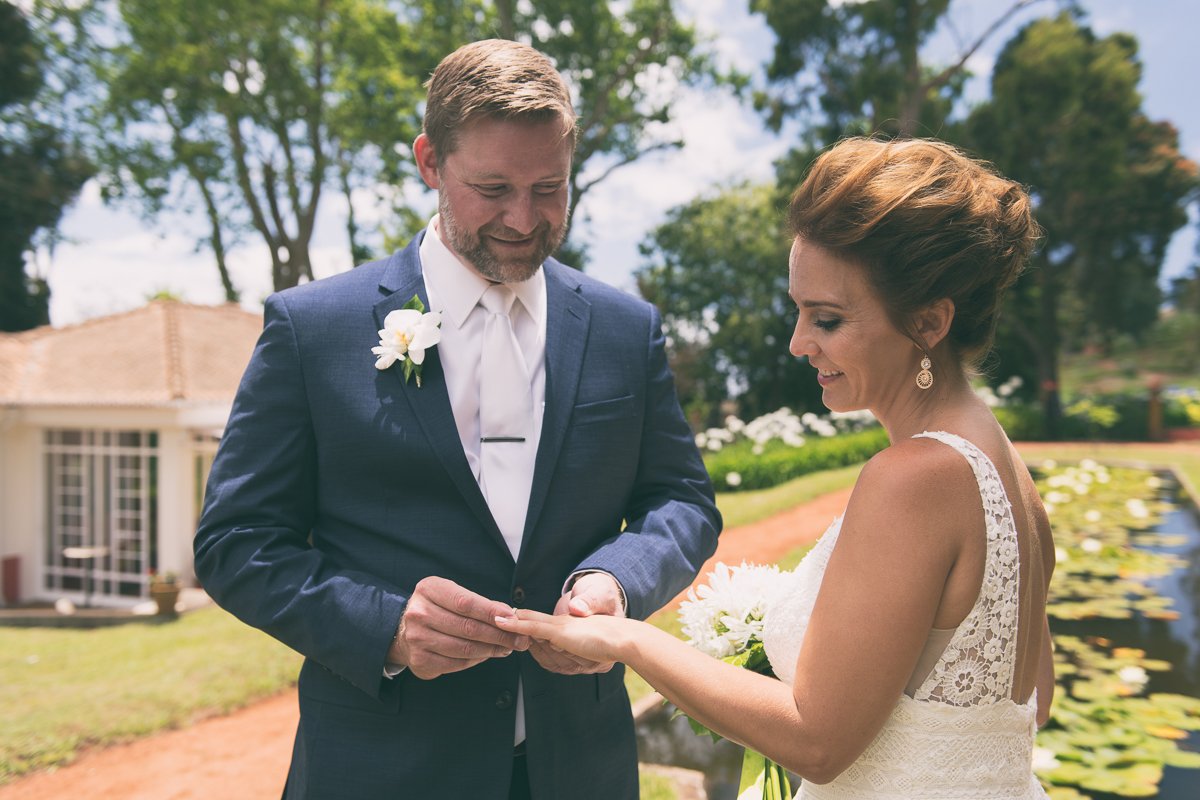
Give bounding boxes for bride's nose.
[790,324,816,359]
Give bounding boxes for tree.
[1168,263,1200,314]
[43,0,729,301]
[636,183,824,424]
[389,0,738,266]
[0,0,92,331]
[750,0,1053,140]
[964,12,1198,436]
[43,0,439,297]
[498,0,735,265]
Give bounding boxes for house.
[0,301,262,607]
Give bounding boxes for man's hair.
[423,39,577,163]
[788,136,1041,371]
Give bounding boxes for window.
[44,430,159,600]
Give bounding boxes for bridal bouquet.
[678,561,792,800]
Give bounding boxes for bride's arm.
[497,610,841,779]
[502,442,977,783]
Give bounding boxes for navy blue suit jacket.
[194,235,720,799]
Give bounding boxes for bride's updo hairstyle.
[787,137,1040,371]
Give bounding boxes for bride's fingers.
[494,614,554,638]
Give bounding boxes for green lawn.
[0,608,300,782]
[2,441,1195,795]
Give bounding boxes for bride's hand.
[496,609,630,665]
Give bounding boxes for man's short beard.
[439,194,568,284]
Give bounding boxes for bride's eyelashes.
[814,317,843,332]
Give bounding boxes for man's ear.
[915,297,955,351]
[413,134,440,190]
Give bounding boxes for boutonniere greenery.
[372,295,443,387]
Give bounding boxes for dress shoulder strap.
[909,430,1022,704]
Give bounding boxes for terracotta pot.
[150,585,181,616]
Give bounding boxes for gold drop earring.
[916,355,933,390]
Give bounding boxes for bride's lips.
[815,367,843,387]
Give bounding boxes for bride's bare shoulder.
[843,438,982,544]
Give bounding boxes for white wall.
[0,403,231,605]
[0,410,43,606]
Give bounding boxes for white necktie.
[478,284,536,559]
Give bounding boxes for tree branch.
[221,104,277,250]
[575,20,666,145]
[300,0,329,247]
[921,0,1048,95]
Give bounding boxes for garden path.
[0,486,854,800]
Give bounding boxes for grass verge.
[0,607,300,782]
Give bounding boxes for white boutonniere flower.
[372,295,442,387]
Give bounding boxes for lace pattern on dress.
[910,431,1021,706]
[760,430,1047,798]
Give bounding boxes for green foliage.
[39,0,733,290]
[0,606,300,782]
[0,0,92,332]
[57,0,434,294]
[637,182,822,423]
[994,404,1045,441]
[750,0,960,138]
[638,771,680,800]
[964,12,1199,436]
[705,427,889,492]
[1145,311,1200,374]
[1168,264,1200,315]
[505,0,740,264]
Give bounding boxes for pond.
[635,468,1200,799]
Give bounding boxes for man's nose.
[502,192,539,235]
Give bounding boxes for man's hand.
[529,572,625,675]
[388,576,531,680]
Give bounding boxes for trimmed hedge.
[705,427,890,492]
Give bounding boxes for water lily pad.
[1031,464,1200,797]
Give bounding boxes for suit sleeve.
[193,293,405,698]
[571,305,722,620]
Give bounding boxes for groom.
[194,39,720,800]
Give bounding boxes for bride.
[498,137,1056,798]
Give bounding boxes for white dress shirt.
[419,216,547,495]
[418,216,545,745]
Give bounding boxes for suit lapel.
[374,238,511,559]
[522,262,591,548]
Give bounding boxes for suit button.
[496,691,514,710]
[511,586,526,604]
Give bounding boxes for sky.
[32,0,1200,327]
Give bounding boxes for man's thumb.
[567,595,593,616]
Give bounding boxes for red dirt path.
[0,487,852,800]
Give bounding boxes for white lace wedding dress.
[762,431,1050,799]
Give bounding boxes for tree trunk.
[496,0,515,39]
[1037,263,1063,439]
[897,0,922,137]
[195,177,238,303]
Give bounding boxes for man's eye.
[815,318,842,331]
[476,185,507,196]
[534,183,563,195]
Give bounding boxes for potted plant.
[148,570,181,617]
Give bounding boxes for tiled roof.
[0,301,262,407]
